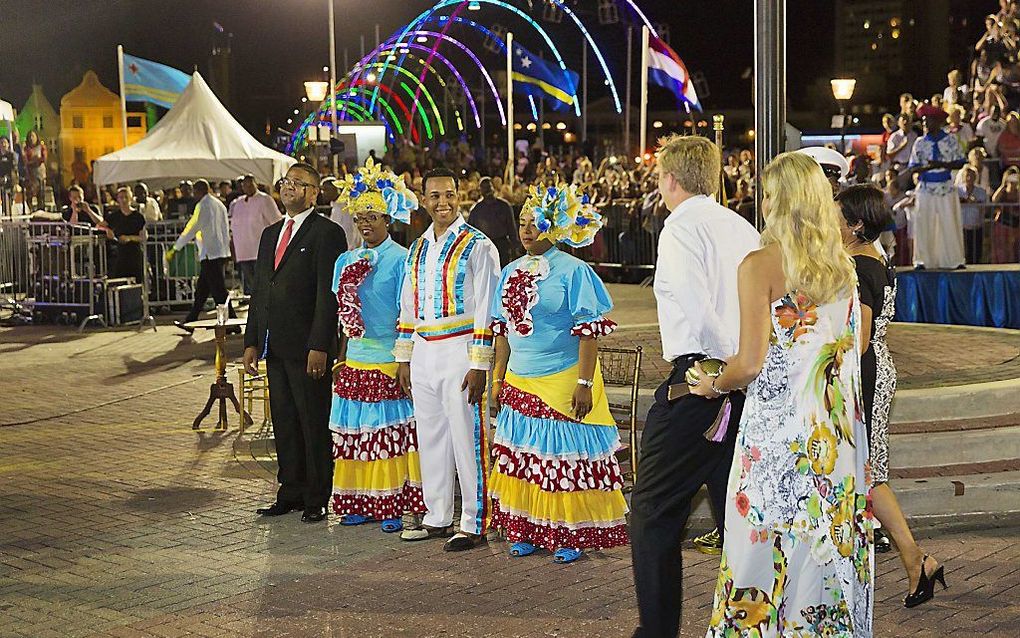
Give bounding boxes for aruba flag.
[647,36,701,111]
[122,53,190,109]
[511,43,578,113]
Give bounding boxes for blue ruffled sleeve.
[567,261,617,338]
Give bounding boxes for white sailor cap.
[794,146,850,182]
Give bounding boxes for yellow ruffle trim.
[488,470,627,526]
[504,362,614,426]
[344,360,399,378]
[332,451,422,492]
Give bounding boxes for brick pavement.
[602,325,1020,392]
[1,321,1019,637]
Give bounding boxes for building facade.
[58,71,147,187]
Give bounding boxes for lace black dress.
[855,254,897,485]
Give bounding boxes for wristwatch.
[577,378,594,388]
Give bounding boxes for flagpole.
[639,26,649,162]
[506,32,514,180]
[328,0,338,174]
[581,38,588,144]
[624,27,632,156]
[117,45,129,147]
[328,0,337,132]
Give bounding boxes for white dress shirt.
[173,193,231,260]
[230,191,282,262]
[275,207,314,253]
[396,215,500,370]
[653,194,761,362]
[140,197,162,222]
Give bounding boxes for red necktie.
[274,219,294,270]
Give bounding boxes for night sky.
[0,1,978,137]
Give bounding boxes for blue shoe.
[340,514,373,526]
[553,548,583,564]
[509,541,536,557]
[380,518,403,533]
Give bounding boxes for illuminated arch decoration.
[356,61,444,137]
[376,0,584,116]
[342,83,418,142]
[288,97,397,153]
[370,40,485,128]
[407,31,503,127]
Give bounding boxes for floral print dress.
[707,291,874,638]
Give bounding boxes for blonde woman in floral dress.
[690,152,874,636]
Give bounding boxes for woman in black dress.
[835,184,947,608]
[102,186,147,284]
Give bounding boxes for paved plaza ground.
[2,285,1019,637]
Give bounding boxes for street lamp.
[831,78,857,155]
[304,81,329,103]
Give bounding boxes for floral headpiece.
[522,182,603,248]
[335,157,418,225]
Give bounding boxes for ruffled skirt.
[488,365,629,550]
[330,362,424,519]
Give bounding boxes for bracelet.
[577,378,594,388]
[711,376,730,396]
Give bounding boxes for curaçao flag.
[647,35,701,111]
[122,53,191,109]
[511,42,578,113]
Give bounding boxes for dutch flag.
[647,35,701,112]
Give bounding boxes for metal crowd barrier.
[10,220,109,329]
[0,216,31,320]
[146,219,198,312]
[0,218,158,330]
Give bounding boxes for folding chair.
[598,345,642,490]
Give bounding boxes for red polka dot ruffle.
[331,484,425,519]
[331,422,418,461]
[490,504,629,551]
[570,317,617,338]
[333,364,405,402]
[491,443,625,493]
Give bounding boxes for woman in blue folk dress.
[329,159,424,533]
[488,183,629,564]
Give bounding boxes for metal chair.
[238,359,271,435]
[598,345,642,489]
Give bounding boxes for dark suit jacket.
[244,212,347,360]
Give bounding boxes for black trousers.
[266,355,334,508]
[184,257,235,322]
[630,354,744,638]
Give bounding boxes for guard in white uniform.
[395,168,500,551]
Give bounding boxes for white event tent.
[94,72,295,187]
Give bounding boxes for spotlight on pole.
[831,78,857,153]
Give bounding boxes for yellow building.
[59,70,147,187]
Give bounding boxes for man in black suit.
[243,162,347,523]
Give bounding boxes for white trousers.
[410,337,489,534]
[913,190,966,269]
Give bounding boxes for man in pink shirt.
[229,175,282,295]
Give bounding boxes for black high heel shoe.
[904,555,947,608]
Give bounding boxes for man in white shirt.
[133,182,162,222]
[630,135,760,638]
[976,105,1006,159]
[886,113,918,168]
[229,174,282,295]
[394,167,500,552]
[166,179,235,332]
